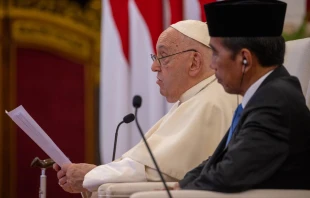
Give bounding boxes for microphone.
[132,95,173,198]
[133,95,142,108]
[112,113,135,161]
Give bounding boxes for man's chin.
[223,86,240,95]
[159,90,178,103]
[159,89,165,96]
[166,98,178,103]
[214,79,240,95]
[217,80,225,90]
[221,84,236,94]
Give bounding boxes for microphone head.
[123,113,135,123]
[133,95,142,108]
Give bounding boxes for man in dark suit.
[176,0,310,192]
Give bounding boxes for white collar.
[242,70,274,108]
[179,75,216,103]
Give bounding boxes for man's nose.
[151,61,161,72]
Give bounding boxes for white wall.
[283,0,307,27]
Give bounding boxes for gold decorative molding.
[0,0,5,19]
[12,20,92,61]
[11,0,101,32]
[0,9,3,20]
[9,9,99,42]
[0,20,2,39]
[7,0,101,59]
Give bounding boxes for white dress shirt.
[242,70,274,108]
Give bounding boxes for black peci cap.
[204,0,287,37]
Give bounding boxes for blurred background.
[0,0,309,198]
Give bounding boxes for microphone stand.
[134,108,173,198]
[112,121,124,161]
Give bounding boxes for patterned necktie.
[226,104,243,146]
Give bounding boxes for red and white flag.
[101,0,131,163]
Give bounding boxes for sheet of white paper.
[5,105,71,167]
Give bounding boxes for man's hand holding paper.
[54,163,96,193]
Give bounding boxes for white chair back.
[284,38,310,109]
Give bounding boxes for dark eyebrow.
[157,45,168,50]
[157,45,169,55]
[209,44,218,52]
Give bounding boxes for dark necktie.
[226,104,243,146]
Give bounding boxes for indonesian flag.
[100,0,216,164]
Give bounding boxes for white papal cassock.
[83,76,238,191]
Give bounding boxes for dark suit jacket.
[179,66,310,192]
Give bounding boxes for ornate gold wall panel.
[0,0,101,197]
[8,0,101,62]
[12,20,92,61]
[11,0,101,31]
[0,0,3,19]
[0,41,2,198]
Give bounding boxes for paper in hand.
[6,105,71,167]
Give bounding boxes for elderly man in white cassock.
[53,20,239,194]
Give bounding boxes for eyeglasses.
[150,49,197,67]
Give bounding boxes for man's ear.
[239,48,253,73]
[189,52,202,77]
